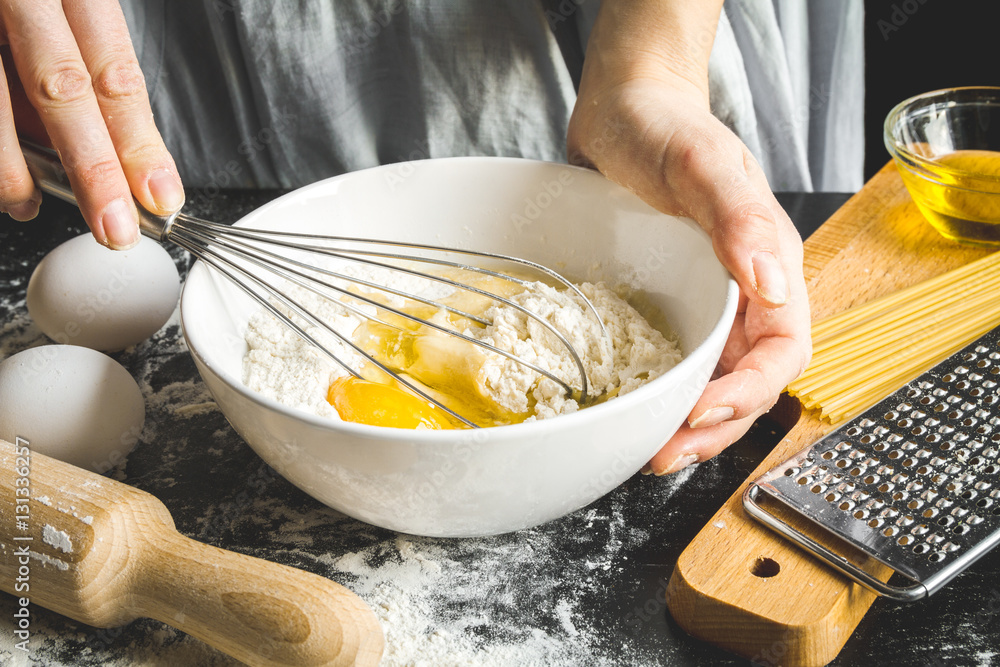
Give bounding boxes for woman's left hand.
[567,0,811,475]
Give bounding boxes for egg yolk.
[327,376,456,429]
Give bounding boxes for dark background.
[864,0,1000,180]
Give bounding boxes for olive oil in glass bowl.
[885,87,1000,246]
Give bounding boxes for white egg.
[0,346,145,473]
[27,234,181,352]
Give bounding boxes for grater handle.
[743,484,929,602]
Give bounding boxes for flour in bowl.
[242,264,682,426]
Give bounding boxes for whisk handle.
[19,139,175,241]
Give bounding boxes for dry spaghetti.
[787,250,1000,424]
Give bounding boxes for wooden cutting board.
[666,163,995,666]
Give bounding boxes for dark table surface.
[1,189,997,666]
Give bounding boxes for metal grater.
[744,326,1000,601]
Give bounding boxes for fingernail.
[640,464,653,475]
[689,405,735,429]
[4,195,41,221]
[751,251,788,306]
[657,453,699,476]
[147,169,185,212]
[102,198,140,250]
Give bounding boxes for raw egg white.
[27,234,180,352]
[0,346,145,473]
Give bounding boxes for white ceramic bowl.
[181,158,738,537]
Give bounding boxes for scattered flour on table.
[319,534,613,666]
[242,264,681,422]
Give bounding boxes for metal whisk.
[22,142,608,428]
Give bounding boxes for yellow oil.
[898,149,1000,245]
[326,270,537,429]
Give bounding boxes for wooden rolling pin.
[0,439,384,666]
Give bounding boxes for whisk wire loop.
[166,214,610,427]
[170,231,481,428]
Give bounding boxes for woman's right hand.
[0,0,183,248]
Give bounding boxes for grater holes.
[864,474,879,485]
[821,451,835,460]
[868,518,883,528]
[811,484,826,494]
[897,535,914,546]
[919,395,933,406]
[938,516,955,527]
[913,543,931,555]
[953,524,971,535]
[883,526,899,537]
[979,359,991,368]
[923,508,939,518]
[884,410,899,420]
[929,552,948,563]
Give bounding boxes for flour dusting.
[41,525,73,554]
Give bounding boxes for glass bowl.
[884,86,1000,246]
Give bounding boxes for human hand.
[0,1,183,248]
[567,3,811,475]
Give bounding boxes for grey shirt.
[121,0,863,194]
